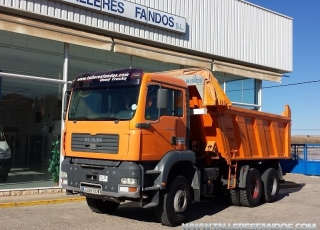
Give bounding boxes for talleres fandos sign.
[62,0,186,33]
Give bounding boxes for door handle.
[171,136,176,145]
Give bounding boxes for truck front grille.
[71,133,119,154]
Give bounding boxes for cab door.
[140,84,187,161]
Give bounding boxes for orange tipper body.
[161,68,291,164]
[61,68,291,226]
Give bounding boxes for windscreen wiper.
[70,116,92,121]
[89,117,118,121]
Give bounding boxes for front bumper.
[61,157,141,199]
[0,157,11,175]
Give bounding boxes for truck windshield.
[68,85,140,121]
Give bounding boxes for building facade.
[0,0,292,190]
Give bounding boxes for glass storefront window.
[68,44,131,82]
[215,72,259,110]
[0,77,63,189]
[131,56,180,72]
[68,44,180,82]
[0,30,64,80]
[226,79,255,104]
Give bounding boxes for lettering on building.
[62,0,186,33]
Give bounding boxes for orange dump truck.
[61,68,291,226]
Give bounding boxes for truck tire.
[239,168,262,207]
[0,174,8,182]
[155,176,191,227]
[86,197,119,214]
[261,168,279,203]
[229,189,240,206]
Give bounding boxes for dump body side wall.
[191,105,291,163]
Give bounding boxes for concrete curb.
[0,196,86,209]
[0,188,66,196]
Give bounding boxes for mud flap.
[238,165,249,188]
[191,168,201,201]
[278,163,284,182]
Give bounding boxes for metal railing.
[291,144,320,161]
[281,144,320,176]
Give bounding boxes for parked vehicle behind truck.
[0,125,11,182]
[61,68,291,226]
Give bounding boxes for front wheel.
[86,197,119,214]
[155,176,191,227]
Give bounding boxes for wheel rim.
[173,189,188,213]
[269,177,277,195]
[250,177,260,198]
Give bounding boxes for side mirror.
[63,90,71,121]
[157,89,168,110]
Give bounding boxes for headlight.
[120,178,137,185]
[61,171,68,185]
[0,149,11,159]
[61,171,67,178]
[5,148,11,159]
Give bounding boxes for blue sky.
[247,0,320,136]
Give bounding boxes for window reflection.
[215,72,258,110]
[0,77,63,189]
[0,30,64,80]
[145,85,183,120]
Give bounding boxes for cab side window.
[145,86,183,120]
[174,90,183,116]
[145,85,160,120]
[160,88,183,118]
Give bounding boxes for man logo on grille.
[84,137,102,143]
[89,143,98,150]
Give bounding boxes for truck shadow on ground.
[277,184,305,201]
[113,196,230,224]
[112,185,305,224]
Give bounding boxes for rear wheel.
[0,174,8,182]
[240,168,262,207]
[155,176,191,227]
[229,189,240,206]
[86,197,119,214]
[261,168,279,203]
